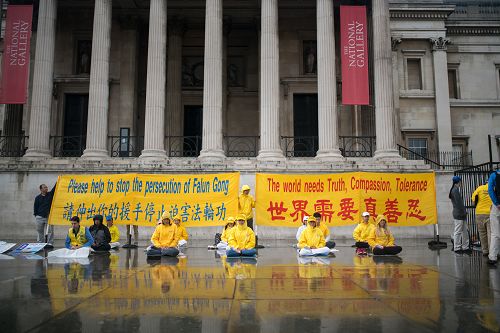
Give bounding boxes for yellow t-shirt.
[108,225,120,243]
[472,184,492,215]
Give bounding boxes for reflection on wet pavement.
[0,240,499,333]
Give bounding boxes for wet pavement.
[0,239,499,333]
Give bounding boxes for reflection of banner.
[340,5,369,105]
[49,173,239,227]
[256,172,437,227]
[0,5,33,104]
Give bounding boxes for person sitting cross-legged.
[172,215,189,247]
[147,212,180,257]
[297,215,330,256]
[89,214,112,252]
[353,211,374,255]
[367,215,402,256]
[217,217,236,250]
[106,215,121,249]
[226,214,257,257]
[65,216,94,250]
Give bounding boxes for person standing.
[238,185,256,229]
[487,169,500,266]
[472,183,493,256]
[449,176,471,254]
[33,183,56,247]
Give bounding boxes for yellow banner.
[256,172,436,227]
[48,173,239,227]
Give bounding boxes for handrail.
[397,144,443,169]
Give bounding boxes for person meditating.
[106,215,121,249]
[297,215,330,256]
[172,215,189,247]
[217,217,235,250]
[89,214,112,252]
[226,214,257,257]
[353,212,374,255]
[65,216,94,250]
[367,215,402,255]
[147,212,180,258]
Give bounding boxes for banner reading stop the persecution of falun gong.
[48,173,239,227]
[256,172,437,227]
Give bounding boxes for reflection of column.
[166,17,185,139]
[372,0,400,160]
[258,0,284,161]
[199,0,225,162]
[391,37,402,146]
[82,0,112,159]
[316,0,343,161]
[140,0,167,159]
[430,37,452,153]
[24,0,57,158]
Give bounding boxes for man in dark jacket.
[449,176,470,254]
[487,169,500,265]
[89,215,112,251]
[33,183,56,246]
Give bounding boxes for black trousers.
[372,246,402,255]
[355,242,370,249]
[326,241,336,249]
[91,243,111,251]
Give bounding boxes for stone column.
[430,37,453,153]
[257,0,284,161]
[372,0,400,160]
[166,17,185,139]
[316,0,343,161]
[199,0,225,162]
[391,37,402,145]
[140,0,167,159]
[24,0,58,158]
[222,16,231,138]
[82,0,112,159]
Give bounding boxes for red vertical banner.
[0,5,33,104]
[340,5,369,105]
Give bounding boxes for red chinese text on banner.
[340,5,369,105]
[0,5,33,104]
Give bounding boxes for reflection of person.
[216,217,235,250]
[65,216,94,249]
[106,215,121,249]
[314,212,335,248]
[449,176,471,254]
[147,212,179,257]
[488,169,500,266]
[353,212,374,255]
[34,183,56,246]
[173,215,189,247]
[226,214,257,257]
[89,215,111,251]
[471,183,492,256]
[298,215,330,256]
[367,215,402,255]
[238,185,256,229]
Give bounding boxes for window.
[448,69,458,99]
[408,138,428,157]
[407,59,422,90]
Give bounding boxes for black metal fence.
[108,136,143,157]
[51,135,86,157]
[398,145,473,170]
[340,136,376,157]
[454,162,500,247]
[281,136,318,157]
[0,135,28,157]
[224,136,259,157]
[167,136,201,157]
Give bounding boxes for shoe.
[207,245,217,250]
[487,259,497,266]
[483,252,489,257]
[462,249,473,255]
[454,249,464,254]
[355,248,363,255]
[44,244,54,249]
[361,248,368,256]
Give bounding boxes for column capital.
[430,37,451,51]
[168,16,187,36]
[391,37,402,51]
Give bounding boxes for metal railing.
[167,136,201,157]
[51,135,86,157]
[224,136,259,157]
[398,144,473,170]
[0,135,28,157]
[339,136,376,157]
[281,136,318,157]
[108,136,143,157]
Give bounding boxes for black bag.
[214,233,222,245]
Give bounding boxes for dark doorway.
[182,105,202,157]
[62,94,88,157]
[293,94,318,157]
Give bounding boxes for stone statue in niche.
[77,40,92,74]
[182,57,204,87]
[303,40,317,74]
[227,57,245,87]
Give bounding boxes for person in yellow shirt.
[106,215,121,249]
[353,212,374,255]
[216,217,235,250]
[147,212,179,257]
[367,215,402,255]
[298,215,330,256]
[226,214,257,257]
[172,215,189,247]
[313,212,335,248]
[472,183,493,256]
[238,185,256,229]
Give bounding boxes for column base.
[139,149,167,161]
[374,149,402,161]
[198,149,225,163]
[81,148,110,160]
[315,149,344,162]
[257,149,286,162]
[23,148,51,160]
